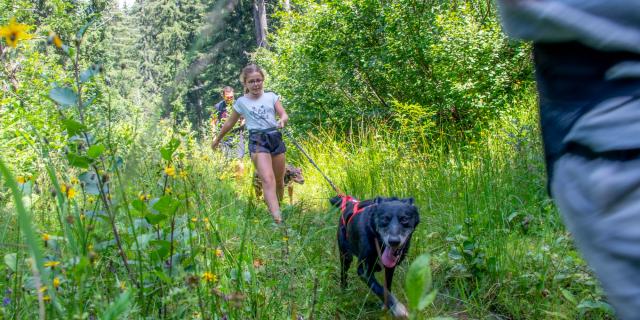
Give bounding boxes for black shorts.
[248,129,286,155]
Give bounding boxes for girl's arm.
[211,110,241,149]
[275,99,289,128]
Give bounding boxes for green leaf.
[18,180,33,196]
[152,196,180,216]
[153,269,172,284]
[111,156,124,171]
[62,119,87,136]
[80,65,100,83]
[160,138,181,161]
[78,171,98,184]
[70,256,90,282]
[405,254,434,312]
[101,290,132,320]
[83,95,96,108]
[149,240,171,260]
[132,199,146,212]
[76,17,97,41]
[145,212,168,225]
[87,144,105,159]
[135,233,154,250]
[560,288,577,305]
[577,299,615,315]
[61,44,71,55]
[419,289,438,311]
[49,87,78,107]
[66,152,92,169]
[4,253,17,272]
[78,171,100,195]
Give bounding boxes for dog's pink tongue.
[381,247,398,268]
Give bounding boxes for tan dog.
[253,164,304,204]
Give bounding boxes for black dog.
[331,195,420,318]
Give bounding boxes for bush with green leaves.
[257,0,532,138]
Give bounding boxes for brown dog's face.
[286,166,305,184]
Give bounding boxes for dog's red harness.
[338,195,371,238]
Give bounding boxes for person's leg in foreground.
[252,152,284,224]
[535,42,640,320]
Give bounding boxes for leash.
[248,111,342,194]
[282,128,342,194]
[281,124,398,316]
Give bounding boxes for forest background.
[0,0,615,319]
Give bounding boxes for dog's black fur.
[331,196,420,318]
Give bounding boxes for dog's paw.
[390,302,409,319]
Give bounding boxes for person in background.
[497,1,640,318]
[211,65,289,224]
[212,86,245,177]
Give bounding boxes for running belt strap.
[248,127,278,134]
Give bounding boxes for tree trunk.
[253,0,268,48]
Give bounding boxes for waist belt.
[249,127,278,134]
[566,142,640,162]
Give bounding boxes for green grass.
[0,111,615,319]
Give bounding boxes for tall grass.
[0,105,612,319]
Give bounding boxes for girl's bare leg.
[252,152,282,223]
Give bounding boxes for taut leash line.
[282,128,341,195]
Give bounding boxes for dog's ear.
[401,197,415,205]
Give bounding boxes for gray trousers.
[552,95,640,320]
[553,156,640,319]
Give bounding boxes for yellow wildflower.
[202,272,217,283]
[66,187,76,199]
[43,295,51,302]
[164,166,176,177]
[165,186,172,195]
[16,176,26,184]
[139,193,150,201]
[119,281,126,290]
[0,18,32,48]
[59,184,75,199]
[282,236,289,242]
[214,248,223,258]
[43,261,61,268]
[42,233,51,242]
[48,32,63,48]
[179,170,187,179]
[53,277,60,289]
[191,217,198,223]
[38,286,47,293]
[70,177,79,185]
